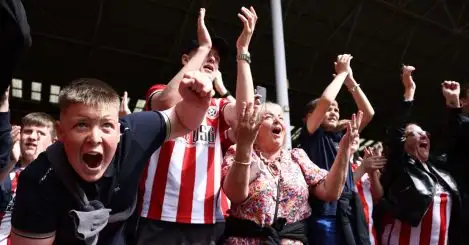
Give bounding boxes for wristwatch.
[237,53,251,64]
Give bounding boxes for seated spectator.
[10,76,213,245]
[221,101,361,244]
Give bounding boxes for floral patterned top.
[221,146,329,245]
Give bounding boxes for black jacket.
[377,100,462,244]
[0,0,31,93]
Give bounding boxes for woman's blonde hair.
[254,101,288,149]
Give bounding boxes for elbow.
[320,95,335,106]
[223,182,249,204]
[226,193,248,205]
[373,193,384,201]
[327,188,343,201]
[152,99,173,111]
[151,93,180,111]
[321,185,343,201]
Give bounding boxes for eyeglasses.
[404,130,430,138]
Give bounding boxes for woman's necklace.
[258,151,284,221]
[258,151,283,181]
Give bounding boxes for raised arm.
[163,71,214,139]
[313,111,362,201]
[213,71,235,103]
[150,8,213,111]
[223,101,261,204]
[389,65,415,140]
[441,81,469,137]
[369,169,384,202]
[380,65,416,188]
[441,81,460,108]
[353,147,385,201]
[306,54,351,134]
[0,87,12,170]
[0,125,21,182]
[353,147,386,182]
[222,6,258,126]
[118,91,131,118]
[344,60,375,132]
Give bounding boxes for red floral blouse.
[222,146,328,245]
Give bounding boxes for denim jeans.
[309,216,338,245]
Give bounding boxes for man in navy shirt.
[10,74,214,245]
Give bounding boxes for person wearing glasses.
[377,65,462,245]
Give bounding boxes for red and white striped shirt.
[352,161,379,245]
[381,183,452,245]
[139,85,232,224]
[0,167,25,245]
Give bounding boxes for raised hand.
[119,91,131,117]
[441,81,460,108]
[344,54,356,87]
[371,142,383,156]
[236,6,258,53]
[335,119,351,132]
[10,125,21,163]
[334,54,352,76]
[197,8,212,49]
[236,101,261,147]
[339,110,362,155]
[179,70,214,106]
[362,147,387,174]
[402,65,416,90]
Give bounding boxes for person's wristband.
[221,91,231,98]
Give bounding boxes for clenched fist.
[441,80,460,108]
[179,71,214,106]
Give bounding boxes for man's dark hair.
[303,98,320,118]
[182,36,229,59]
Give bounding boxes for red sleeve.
[220,129,234,155]
[217,98,231,134]
[145,84,166,111]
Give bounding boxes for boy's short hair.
[22,112,56,138]
[59,78,120,112]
